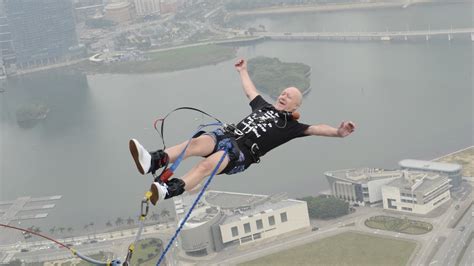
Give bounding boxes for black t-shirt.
[234,95,310,166]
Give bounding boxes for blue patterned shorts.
[205,129,247,175]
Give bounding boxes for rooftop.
[399,159,462,172]
[221,198,302,224]
[179,190,305,226]
[204,191,270,209]
[387,171,449,194]
[325,168,401,183]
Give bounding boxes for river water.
[0,3,472,232]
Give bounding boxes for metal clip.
[140,193,151,219]
[123,244,135,266]
[251,143,261,163]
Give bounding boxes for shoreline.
[228,0,463,17]
[5,1,468,77]
[431,145,474,161]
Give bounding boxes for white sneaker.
[150,182,169,205]
[129,139,151,175]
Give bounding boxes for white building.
[175,191,310,256]
[134,0,160,16]
[382,171,451,214]
[219,197,309,246]
[325,168,402,206]
[399,159,462,190]
[104,0,132,23]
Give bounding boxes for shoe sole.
[150,183,159,205]
[129,139,145,175]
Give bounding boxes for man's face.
[274,87,302,112]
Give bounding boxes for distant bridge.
[254,28,474,41]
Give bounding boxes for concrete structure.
[382,171,451,214]
[104,0,132,23]
[176,191,310,256]
[134,0,160,17]
[325,168,402,206]
[0,195,62,245]
[0,0,82,72]
[399,159,462,190]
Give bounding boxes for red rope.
[0,223,71,250]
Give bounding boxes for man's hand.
[235,58,258,101]
[337,121,356,137]
[235,59,247,72]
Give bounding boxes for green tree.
[248,56,311,99]
[300,195,349,219]
[115,217,124,227]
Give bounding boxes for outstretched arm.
[305,121,355,137]
[235,59,259,101]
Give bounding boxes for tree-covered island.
[247,56,311,99]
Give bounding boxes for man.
[130,59,355,205]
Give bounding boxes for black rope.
[153,106,223,150]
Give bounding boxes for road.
[430,203,473,266]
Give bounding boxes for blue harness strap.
[157,122,223,183]
[156,143,232,266]
[170,122,222,173]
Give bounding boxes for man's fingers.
[346,122,355,133]
[235,59,244,67]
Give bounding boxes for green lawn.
[239,231,416,266]
[129,238,163,265]
[80,44,236,74]
[365,215,432,235]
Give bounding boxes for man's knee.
[188,135,215,156]
[195,159,216,174]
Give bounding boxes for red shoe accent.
[160,169,174,183]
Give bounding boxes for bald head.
[273,87,303,112]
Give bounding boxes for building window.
[387,198,397,209]
[256,219,263,230]
[402,207,412,211]
[280,212,288,223]
[253,233,262,240]
[231,226,238,237]
[268,215,275,226]
[244,223,251,233]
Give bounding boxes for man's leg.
[150,151,230,205]
[181,150,229,191]
[130,135,215,175]
[165,135,215,162]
